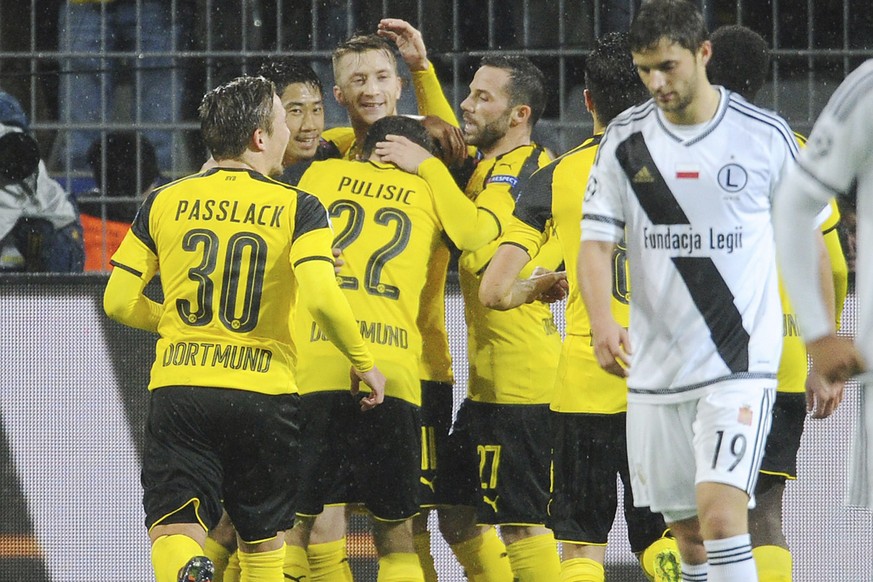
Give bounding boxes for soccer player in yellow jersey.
[284,22,472,582]
[286,115,503,582]
[322,24,462,163]
[708,25,848,582]
[427,55,564,582]
[103,76,387,582]
[480,33,682,582]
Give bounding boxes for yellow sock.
[225,550,241,582]
[284,543,312,582]
[505,533,562,582]
[308,538,352,582]
[450,527,513,582]
[753,545,793,582]
[238,546,285,582]
[640,536,681,581]
[204,537,232,582]
[560,557,605,582]
[377,552,425,582]
[413,532,438,582]
[151,534,203,582]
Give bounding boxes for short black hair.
[708,25,770,100]
[479,55,547,127]
[257,57,323,97]
[361,116,435,159]
[585,33,649,125]
[629,0,708,54]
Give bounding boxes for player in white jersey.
[578,2,797,580]
[773,60,872,505]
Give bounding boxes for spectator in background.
[79,132,160,272]
[57,0,184,173]
[0,90,83,272]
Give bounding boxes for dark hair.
[198,76,276,160]
[332,34,398,75]
[585,33,649,125]
[361,116,435,159]
[629,0,708,54]
[479,55,547,127]
[707,25,770,100]
[87,132,159,198]
[257,57,323,97]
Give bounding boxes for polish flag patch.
[676,164,700,179]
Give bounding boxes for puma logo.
[420,476,436,493]
[284,574,307,581]
[483,495,499,513]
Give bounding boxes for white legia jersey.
[779,59,873,367]
[582,87,798,402]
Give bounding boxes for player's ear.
[251,127,267,152]
[698,40,713,66]
[333,85,346,107]
[511,104,532,127]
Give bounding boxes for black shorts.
[419,381,454,507]
[547,412,667,552]
[142,386,300,543]
[758,391,807,487]
[296,392,421,521]
[440,399,552,526]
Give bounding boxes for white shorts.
[626,381,775,523]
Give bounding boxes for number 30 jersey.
[582,89,798,402]
[111,167,335,395]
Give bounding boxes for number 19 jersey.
[582,89,798,402]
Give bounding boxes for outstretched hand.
[804,334,865,418]
[373,134,433,173]
[350,365,387,411]
[377,18,428,71]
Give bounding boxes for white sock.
[681,560,708,582]
[703,534,757,582]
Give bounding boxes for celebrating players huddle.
[103,2,869,582]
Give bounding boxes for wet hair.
[707,25,770,100]
[332,34,398,77]
[585,32,649,124]
[629,0,708,54]
[477,55,547,127]
[361,115,435,159]
[257,57,323,97]
[198,76,276,160]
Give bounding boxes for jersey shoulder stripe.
[727,97,799,158]
[292,190,330,243]
[826,60,873,121]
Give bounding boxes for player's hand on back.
[374,134,433,173]
[377,18,428,71]
[350,365,387,411]
[528,267,568,304]
[421,115,467,168]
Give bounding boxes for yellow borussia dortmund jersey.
[506,135,630,414]
[296,158,453,405]
[417,238,454,383]
[777,134,848,393]
[460,144,561,404]
[110,168,334,395]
